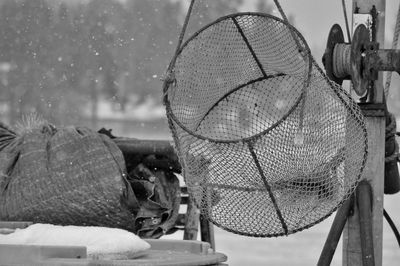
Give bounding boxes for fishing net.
[0,120,180,238]
[164,13,368,237]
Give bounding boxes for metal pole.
[343,1,386,265]
[357,180,375,266]
[317,196,353,266]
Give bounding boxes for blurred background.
[0,0,399,265]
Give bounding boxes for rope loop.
[384,2,400,96]
[386,112,400,163]
[162,70,176,96]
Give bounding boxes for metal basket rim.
[163,12,313,144]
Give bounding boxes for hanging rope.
[162,0,197,95]
[272,0,290,23]
[341,0,352,42]
[385,112,399,163]
[384,1,400,97]
[384,209,400,248]
[272,0,312,143]
[339,0,354,95]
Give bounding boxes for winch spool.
[333,43,352,79]
[323,22,400,196]
[323,24,371,96]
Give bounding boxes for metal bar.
[357,180,375,266]
[383,209,400,247]
[200,215,215,251]
[247,141,288,235]
[317,196,353,266]
[342,1,386,265]
[231,17,267,77]
[113,138,181,172]
[366,49,400,74]
[114,138,176,157]
[343,108,385,266]
[142,155,182,173]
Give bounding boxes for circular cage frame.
[164,12,313,144]
[163,12,368,237]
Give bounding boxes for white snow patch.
[84,96,166,121]
[0,223,150,259]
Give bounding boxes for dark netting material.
[164,13,368,237]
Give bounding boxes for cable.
[163,0,197,95]
[383,208,400,248]
[341,0,352,42]
[272,0,289,23]
[339,0,354,95]
[272,0,312,143]
[384,1,400,97]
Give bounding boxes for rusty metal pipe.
[357,180,375,266]
[366,49,400,74]
[114,138,176,156]
[317,196,353,266]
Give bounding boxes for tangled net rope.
[163,12,368,237]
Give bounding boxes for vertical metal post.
[357,180,375,266]
[343,1,386,265]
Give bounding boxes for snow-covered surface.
[82,96,166,121]
[0,223,150,259]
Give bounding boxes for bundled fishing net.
[163,13,368,237]
[0,115,135,230]
[0,115,180,237]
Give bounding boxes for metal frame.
[319,1,399,265]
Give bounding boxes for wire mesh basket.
[164,13,368,237]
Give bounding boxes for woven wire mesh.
[164,13,367,237]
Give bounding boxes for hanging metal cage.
[163,13,368,237]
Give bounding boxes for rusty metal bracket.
[358,102,385,117]
[366,48,400,76]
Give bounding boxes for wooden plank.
[317,197,352,265]
[200,214,215,251]
[183,196,200,241]
[0,221,32,229]
[357,181,375,266]
[0,240,228,266]
[342,114,385,266]
[0,244,86,265]
[342,1,387,265]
